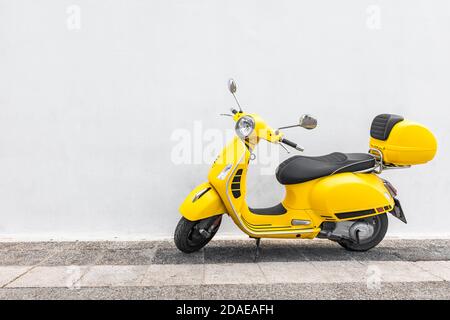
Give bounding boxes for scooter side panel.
[208,137,250,219]
[284,173,395,221]
[179,182,227,221]
[206,136,322,238]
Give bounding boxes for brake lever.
[220,107,238,117]
[279,142,290,154]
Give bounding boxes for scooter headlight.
[235,116,255,139]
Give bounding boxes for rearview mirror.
[228,79,237,94]
[299,114,317,129]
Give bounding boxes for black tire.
[337,214,388,252]
[174,216,221,253]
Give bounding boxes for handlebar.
[281,138,304,152]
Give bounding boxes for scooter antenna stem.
[232,93,243,112]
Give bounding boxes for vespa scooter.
[174,79,437,256]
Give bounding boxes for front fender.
[179,182,227,221]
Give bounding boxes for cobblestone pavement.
[0,239,449,299]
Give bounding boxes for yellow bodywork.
[284,173,394,220]
[179,182,227,221]
[370,120,437,165]
[179,112,394,239]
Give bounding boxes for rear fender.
[179,182,227,221]
[307,173,395,220]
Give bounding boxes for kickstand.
[355,230,360,244]
[253,238,261,262]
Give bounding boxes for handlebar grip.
[281,138,297,148]
[281,138,304,152]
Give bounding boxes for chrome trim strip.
[192,187,210,203]
[291,219,311,226]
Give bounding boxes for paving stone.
[198,281,450,300]
[0,250,53,266]
[141,264,204,286]
[298,246,359,262]
[0,285,203,300]
[0,266,32,287]
[73,241,158,251]
[78,265,148,287]
[42,249,105,266]
[359,261,442,282]
[204,263,266,285]
[415,261,450,281]
[152,247,204,264]
[254,243,310,263]
[96,249,156,265]
[0,243,20,251]
[7,266,88,288]
[310,260,369,283]
[9,242,76,252]
[204,244,255,264]
[258,261,327,284]
[390,246,450,261]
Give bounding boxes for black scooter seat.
[276,152,376,185]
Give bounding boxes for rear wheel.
[174,215,222,253]
[337,214,388,251]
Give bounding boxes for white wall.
[1,0,449,240]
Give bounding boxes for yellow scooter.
[175,79,437,256]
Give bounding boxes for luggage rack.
[368,148,411,174]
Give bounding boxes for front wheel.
[174,215,222,253]
[337,214,388,252]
